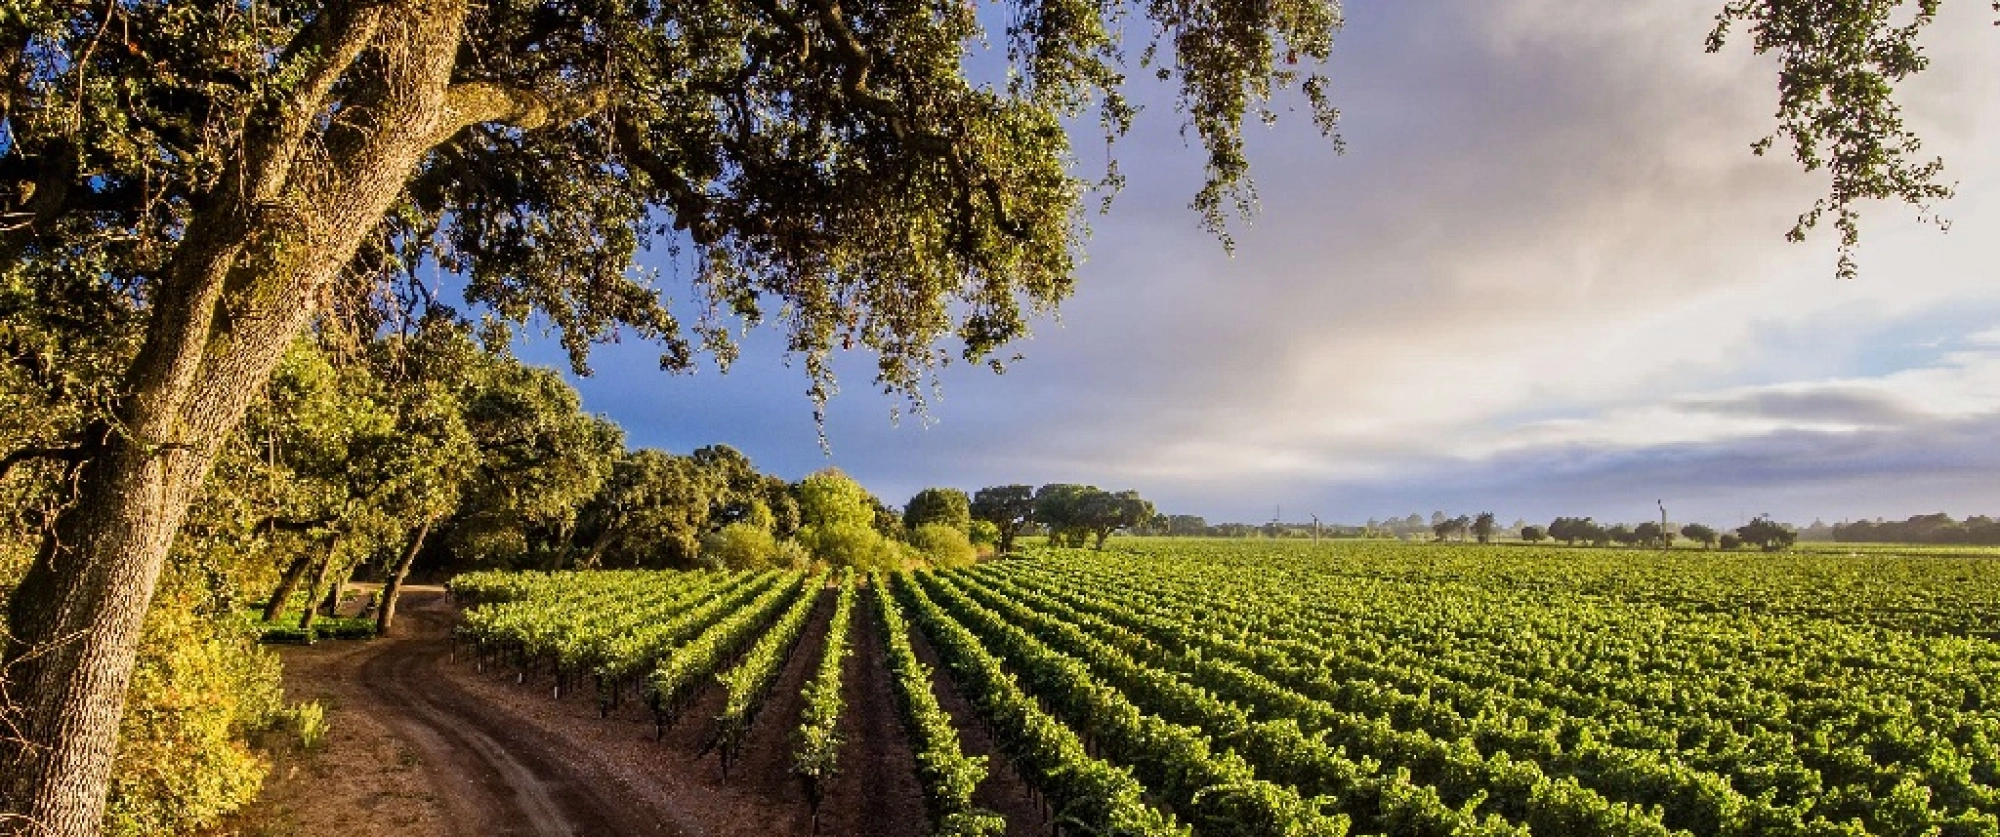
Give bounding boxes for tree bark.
[0,5,509,831]
[375,518,432,636]
[261,547,320,623]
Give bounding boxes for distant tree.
[904,487,972,533]
[573,450,717,569]
[1834,513,2000,546]
[1634,521,1669,548]
[870,497,906,541]
[363,324,481,635]
[761,476,804,540]
[971,485,1037,555]
[1608,524,1639,547]
[1547,517,1571,545]
[1736,515,1798,552]
[1079,490,1154,549]
[1431,514,1471,542]
[1549,517,1599,546]
[1719,533,1744,550]
[1521,525,1547,543]
[1033,484,1096,548]
[447,360,622,569]
[701,520,782,571]
[1473,512,1497,544]
[1681,523,1719,550]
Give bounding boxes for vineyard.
[450,540,2000,836]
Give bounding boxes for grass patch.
[242,601,377,644]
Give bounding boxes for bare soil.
[235,583,1044,836]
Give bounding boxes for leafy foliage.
[904,488,973,534]
[795,469,899,570]
[1707,0,1959,279]
[873,577,1005,835]
[1736,514,1800,552]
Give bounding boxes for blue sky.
[519,2,2000,528]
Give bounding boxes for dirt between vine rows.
[239,583,1048,837]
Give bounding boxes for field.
[450,540,2000,837]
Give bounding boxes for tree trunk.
[376,518,432,636]
[261,548,319,623]
[296,540,340,637]
[319,558,355,618]
[0,6,494,830]
[582,524,618,570]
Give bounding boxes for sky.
[518,2,2000,529]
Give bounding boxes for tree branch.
[436,82,611,144]
[0,446,85,482]
[244,0,391,202]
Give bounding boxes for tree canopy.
[904,487,973,534]
[971,484,1037,555]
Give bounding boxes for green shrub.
[968,519,1000,547]
[104,592,288,837]
[774,538,813,570]
[910,523,978,568]
[283,701,328,751]
[798,522,899,572]
[702,520,781,570]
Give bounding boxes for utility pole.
[1310,514,1320,543]
[1658,499,1670,550]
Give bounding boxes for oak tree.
[971,484,1037,555]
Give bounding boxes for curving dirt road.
[354,592,684,836]
[243,583,1040,837]
[249,589,695,836]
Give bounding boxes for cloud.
[527,1,2000,526]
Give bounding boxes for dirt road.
[247,590,695,836]
[245,584,1016,837]
[355,592,686,836]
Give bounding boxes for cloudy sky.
[519,2,2000,528]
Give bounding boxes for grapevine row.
[891,572,1189,836]
[912,571,1355,837]
[649,572,812,731]
[708,571,828,770]
[874,576,1006,836]
[793,573,856,816]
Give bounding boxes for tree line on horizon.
[1833,514,2000,546]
